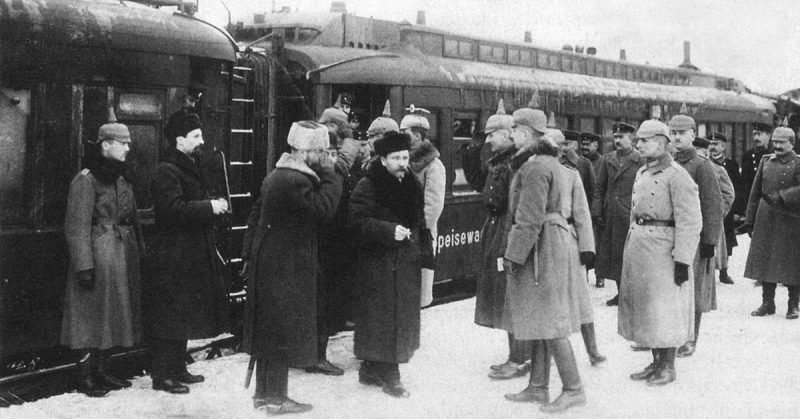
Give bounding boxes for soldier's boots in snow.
[505,340,549,404]
[76,352,109,398]
[630,349,661,381]
[95,352,131,390]
[539,338,586,414]
[152,377,189,394]
[647,348,676,386]
[677,312,702,358]
[751,303,776,316]
[359,361,410,398]
[580,323,606,366]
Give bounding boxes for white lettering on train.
[437,229,480,253]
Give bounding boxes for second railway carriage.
[230,10,775,291]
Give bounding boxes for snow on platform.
[4,236,800,418]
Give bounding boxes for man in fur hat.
[62,109,144,398]
[349,131,434,398]
[241,121,342,414]
[148,111,230,394]
[401,106,445,307]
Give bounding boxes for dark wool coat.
[560,150,595,208]
[740,146,771,212]
[462,145,516,328]
[241,153,341,364]
[349,162,432,364]
[148,148,229,340]
[712,155,741,252]
[62,163,143,350]
[744,152,800,286]
[675,148,723,313]
[591,149,644,280]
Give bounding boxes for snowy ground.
[5,235,800,419]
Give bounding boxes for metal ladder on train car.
[220,64,258,314]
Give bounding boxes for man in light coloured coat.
[618,120,701,387]
[669,112,723,358]
[502,110,586,413]
[401,106,445,307]
[739,126,800,319]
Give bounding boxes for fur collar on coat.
[160,147,203,181]
[410,140,440,173]
[365,161,424,228]
[275,152,319,182]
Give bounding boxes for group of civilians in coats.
[62,91,800,415]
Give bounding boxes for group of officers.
[60,85,800,415]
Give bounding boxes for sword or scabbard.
[244,355,256,388]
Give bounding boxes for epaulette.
[763,154,774,161]
[560,161,579,172]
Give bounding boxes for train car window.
[479,45,505,63]
[297,28,320,43]
[444,39,458,57]
[554,115,571,131]
[508,48,520,65]
[579,117,597,134]
[572,57,583,73]
[697,123,707,138]
[604,63,613,78]
[723,123,734,157]
[586,60,595,75]
[0,89,31,226]
[519,50,533,67]
[118,94,162,119]
[537,51,547,69]
[548,54,559,70]
[126,125,159,211]
[451,111,479,195]
[562,56,572,72]
[458,41,474,59]
[421,34,443,56]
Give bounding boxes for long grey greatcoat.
[618,156,702,348]
[349,161,431,364]
[241,153,341,364]
[462,144,516,328]
[712,164,735,270]
[561,164,596,327]
[675,148,722,313]
[148,148,229,340]
[744,152,800,285]
[503,154,579,340]
[591,149,643,280]
[62,167,143,350]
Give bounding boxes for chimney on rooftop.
[574,45,584,54]
[524,31,532,43]
[416,10,426,25]
[330,1,347,14]
[678,40,700,71]
[620,49,627,61]
[562,44,574,52]
[587,47,597,55]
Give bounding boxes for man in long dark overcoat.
[241,121,341,414]
[740,127,800,319]
[669,112,722,358]
[349,131,434,399]
[740,122,773,212]
[62,112,143,397]
[591,122,643,304]
[148,112,230,394]
[708,131,742,284]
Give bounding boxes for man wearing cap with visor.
[62,109,143,398]
[592,122,643,302]
[462,100,531,379]
[669,111,722,358]
[561,130,595,208]
[740,122,774,213]
[739,126,800,320]
[580,132,604,177]
[401,106,445,308]
[708,132,742,284]
[694,137,736,288]
[619,119,701,387]
[242,120,342,414]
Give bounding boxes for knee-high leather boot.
[580,323,606,366]
[647,348,676,386]
[76,349,109,398]
[504,340,549,404]
[677,312,701,357]
[540,338,586,413]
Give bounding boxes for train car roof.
[0,0,237,62]
[298,44,773,113]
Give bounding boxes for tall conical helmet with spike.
[97,107,131,144]
[668,102,696,131]
[772,116,795,142]
[528,90,541,109]
[484,98,513,134]
[546,111,557,129]
[366,99,399,137]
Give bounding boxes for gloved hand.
[592,216,605,228]
[579,251,596,270]
[77,269,95,291]
[210,198,229,215]
[699,243,715,259]
[735,223,753,237]
[503,258,521,275]
[674,262,689,286]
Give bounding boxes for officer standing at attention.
[618,120,701,387]
[591,122,643,302]
[708,132,742,284]
[668,108,723,358]
[739,126,800,319]
[740,122,774,209]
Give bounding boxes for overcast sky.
[198,0,800,95]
